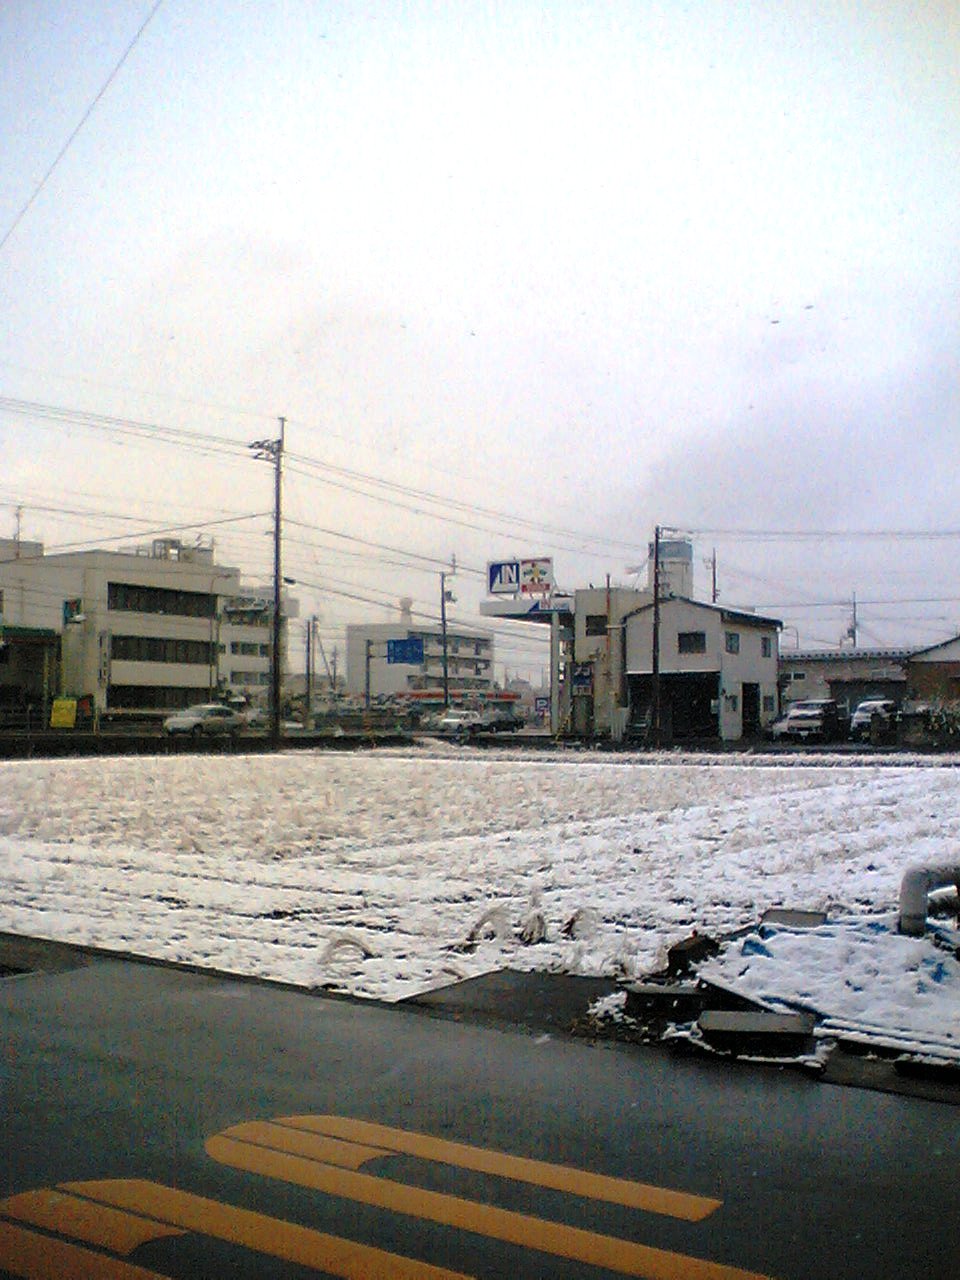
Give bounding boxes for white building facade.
[568,534,781,740]
[623,598,781,741]
[346,617,495,701]
[0,537,296,715]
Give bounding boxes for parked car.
[849,698,897,742]
[162,703,246,737]
[435,709,483,736]
[770,699,845,742]
[477,707,523,732]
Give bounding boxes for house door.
[742,682,760,734]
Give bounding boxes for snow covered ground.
[0,744,958,1056]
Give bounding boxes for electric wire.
[0,0,167,256]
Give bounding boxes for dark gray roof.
[780,648,916,663]
[621,596,781,629]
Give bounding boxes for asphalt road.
[1,943,957,1279]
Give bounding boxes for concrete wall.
[573,588,649,664]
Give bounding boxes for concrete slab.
[404,969,618,1036]
[666,933,720,975]
[698,1010,817,1057]
[760,908,828,928]
[821,1047,960,1105]
[623,982,706,1023]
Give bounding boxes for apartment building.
[345,603,494,700]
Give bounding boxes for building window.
[585,615,607,637]
[724,631,740,655]
[108,582,215,619]
[111,635,213,665]
[678,631,706,654]
[790,672,806,682]
[761,636,772,658]
[763,694,775,713]
[230,641,263,656]
[107,685,207,710]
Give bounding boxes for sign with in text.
[487,560,520,595]
[488,558,554,597]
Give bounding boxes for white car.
[162,703,246,737]
[849,699,897,742]
[435,709,483,736]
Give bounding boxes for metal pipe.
[899,863,960,936]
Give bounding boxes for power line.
[675,525,960,541]
[0,396,250,461]
[0,511,269,564]
[5,395,633,556]
[0,0,166,256]
[760,595,960,610]
[287,449,647,556]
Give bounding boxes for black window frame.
[677,631,707,655]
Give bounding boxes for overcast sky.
[1,1,957,676]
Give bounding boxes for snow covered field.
[1,744,958,1054]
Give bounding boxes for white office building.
[0,537,296,715]
[346,602,494,700]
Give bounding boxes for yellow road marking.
[0,1219,169,1280]
[248,1129,395,1171]
[206,1132,773,1280]
[64,1179,475,1280]
[1,1189,184,1256]
[276,1114,721,1221]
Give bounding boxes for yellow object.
[50,698,77,729]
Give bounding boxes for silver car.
[162,703,246,737]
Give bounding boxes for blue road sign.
[386,637,425,665]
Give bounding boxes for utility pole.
[711,547,718,603]
[651,525,662,746]
[305,616,313,724]
[249,417,285,749]
[840,592,860,647]
[440,555,457,708]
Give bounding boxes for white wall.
[624,600,779,739]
